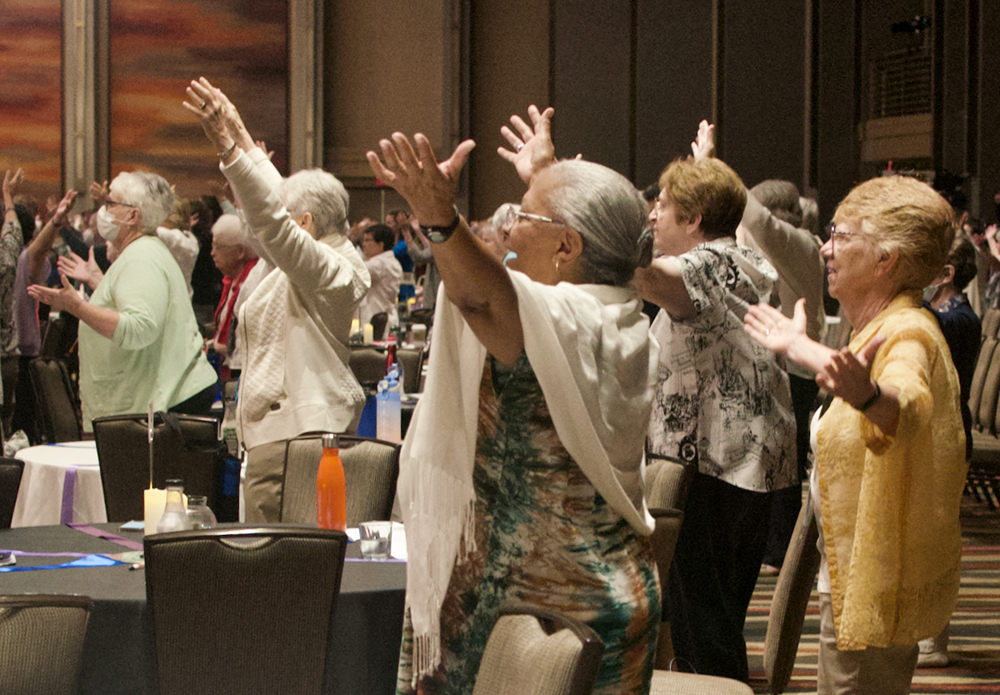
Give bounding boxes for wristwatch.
[420,206,461,243]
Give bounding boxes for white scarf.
[398,270,658,681]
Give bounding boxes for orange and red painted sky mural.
[1,0,287,204]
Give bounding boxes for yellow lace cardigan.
[816,291,967,650]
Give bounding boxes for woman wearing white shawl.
[367,106,660,695]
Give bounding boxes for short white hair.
[277,169,350,237]
[111,171,175,235]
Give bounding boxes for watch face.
[428,231,447,243]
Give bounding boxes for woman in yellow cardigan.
[744,175,967,695]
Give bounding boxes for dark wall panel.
[551,0,634,177]
[719,0,807,189]
[814,0,860,225]
[634,0,715,188]
[979,0,1000,222]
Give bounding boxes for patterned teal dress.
[396,354,661,695]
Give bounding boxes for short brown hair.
[834,176,955,291]
[658,158,746,239]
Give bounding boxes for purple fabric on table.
[68,524,145,551]
[60,466,78,524]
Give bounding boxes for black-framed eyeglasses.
[826,223,866,251]
[505,208,568,229]
[105,198,136,209]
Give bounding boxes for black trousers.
[666,472,772,682]
[168,384,218,419]
[762,374,820,567]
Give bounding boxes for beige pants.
[817,593,919,695]
[244,440,288,522]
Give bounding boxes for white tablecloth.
[11,441,107,527]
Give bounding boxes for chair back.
[0,458,25,529]
[968,336,998,429]
[28,358,82,443]
[349,347,387,389]
[0,594,93,695]
[38,314,78,359]
[397,348,424,393]
[472,603,604,695]
[144,527,347,695]
[371,312,389,341]
[982,307,1000,340]
[93,413,221,522]
[763,497,821,694]
[977,344,1000,435]
[281,433,400,526]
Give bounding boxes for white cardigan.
[222,148,371,449]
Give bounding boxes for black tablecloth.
[0,523,406,695]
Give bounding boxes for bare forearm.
[634,258,695,321]
[66,300,120,340]
[432,220,523,365]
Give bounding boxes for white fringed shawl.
[398,269,658,681]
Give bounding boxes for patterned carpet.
[744,499,1000,694]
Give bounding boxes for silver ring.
[516,142,525,152]
[200,102,207,110]
[765,329,770,336]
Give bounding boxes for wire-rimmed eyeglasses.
[505,207,568,229]
[825,223,866,251]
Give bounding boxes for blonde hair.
[658,158,746,239]
[834,176,955,291]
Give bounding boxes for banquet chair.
[472,603,604,695]
[144,527,347,695]
[349,347,388,389]
[281,433,400,526]
[762,497,821,695]
[28,357,82,443]
[397,347,425,393]
[0,594,93,695]
[93,413,222,522]
[0,458,24,529]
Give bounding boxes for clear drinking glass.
[186,495,218,529]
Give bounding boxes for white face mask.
[96,206,122,243]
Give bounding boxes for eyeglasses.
[826,223,867,251]
[505,208,568,229]
[105,199,136,209]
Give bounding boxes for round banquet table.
[0,523,406,695]
[12,441,107,527]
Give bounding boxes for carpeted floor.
[744,496,1000,694]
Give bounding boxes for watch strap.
[421,206,461,243]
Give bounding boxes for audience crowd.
[2,75,994,695]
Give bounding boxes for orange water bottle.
[316,433,346,531]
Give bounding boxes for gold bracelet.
[217,142,237,160]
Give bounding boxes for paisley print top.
[396,354,661,695]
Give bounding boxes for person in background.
[399,217,439,310]
[186,77,369,523]
[386,209,416,301]
[156,197,200,297]
[12,187,79,443]
[368,104,660,695]
[737,171,825,575]
[634,132,797,683]
[207,213,258,383]
[745,174,965,695]
[357,223,403,333]
[2,169,33,436]
[27,170,218,427]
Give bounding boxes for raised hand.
[51,189,79,228]
[89,180,109,205]
[27,273,86,313]
[3,168,24,207]
[744,299,804,356]
[366,133,475,226]
[690,120,715,162]
[184,77,253,157]
[255,140,275,160]
[57,248,102,289]
[815,336,885,410]
[497,105,557,185]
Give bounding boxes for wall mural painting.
[110,0,288,199]
[0,0,63,203]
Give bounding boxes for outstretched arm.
[28,189,78,281]
[368,131,525,366]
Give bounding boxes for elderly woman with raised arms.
[367,106,660,694]
[27,171,218,428]
[184,78,371,523]
[744,175,967,695]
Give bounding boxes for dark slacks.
[666,472,772,682]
